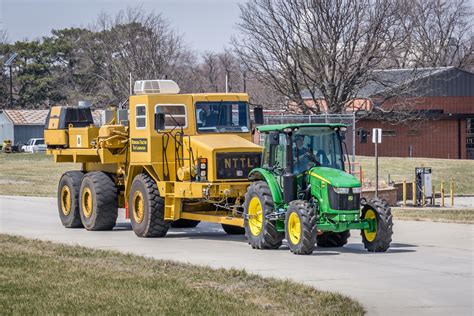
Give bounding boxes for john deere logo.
[348,195,354,201]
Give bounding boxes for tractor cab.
[243,123,393,255]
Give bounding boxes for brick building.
[355,67,473,159]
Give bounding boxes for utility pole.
[372,128,382,197]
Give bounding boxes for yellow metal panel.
[180,212,244,227]
[44,129,68,146]
[68,127,99,149]
[47,106,62,129]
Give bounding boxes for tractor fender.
[248,168,284,206]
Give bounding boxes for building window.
[382,130,396,137]
[407,129,420,137]
[155,104,187,129]
[135,105,146,129]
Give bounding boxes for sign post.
[372,128,382,197]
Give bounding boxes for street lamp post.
[5,52,17,108]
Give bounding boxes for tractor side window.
[274,133,287,169]
[155,104,187,129]
[135,105,146,129]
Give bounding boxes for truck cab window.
[195,101,249,133]
[136,105,146,129]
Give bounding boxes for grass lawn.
[357,156,474,195]
[0,152,77,197]
[391,207,474,224]
[0,234,363,315]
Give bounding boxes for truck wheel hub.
[60,185,71,216]
[82,187,93,218]
[133,191,145,224]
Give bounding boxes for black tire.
[243,181,284,249]
[57,171,84,228]
[221,224,245,235]
[170,219,200,228]
[361,198,393,252]
[129,174,169,237]
[317,231,350,248]
[285,200,317,255]
[79,172,118,231]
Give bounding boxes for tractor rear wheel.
[221,224,245,235]
[57,171,84,228]
[361,198,393,252]
[170,219,200,228]
[317,231,350,248]
[243,181,284,249]
[79,172,118,230]
[285,200,317,255]
[129,174,169,238]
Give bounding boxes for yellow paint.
[82,187,93,218]
[402,180,406,207]
[247,197,263,236]
[287,212,301,245]
[363,209,377,242]
[132,191,145,224]
[308,171,330,184]
[60,185,71,216]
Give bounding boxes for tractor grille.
[328,186,360,210]
[215,152,261,180]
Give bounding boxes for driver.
[293,134,312,173]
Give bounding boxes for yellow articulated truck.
[45,80,263,237]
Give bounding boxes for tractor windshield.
[195,101,250,133]
[293,127,344,174]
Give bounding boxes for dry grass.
[0,153,77,197]
[357,156,474,195]
[0,234,364,315]
[392,207,474,224]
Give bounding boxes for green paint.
[248,168,284,206]
[257,123,346,133]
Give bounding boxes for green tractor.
[243,123,393,255]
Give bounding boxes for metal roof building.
[0,110,49,145]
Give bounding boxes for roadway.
[1,195,472,315]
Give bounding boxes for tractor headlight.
[333,187,350,194]
[352,187,362,194]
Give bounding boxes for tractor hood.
[308,167,361,188]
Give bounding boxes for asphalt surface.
[1,195,473,315]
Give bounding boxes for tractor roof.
[256,123,346,132]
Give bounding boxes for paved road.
[1,195,472,315]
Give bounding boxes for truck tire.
[221,224,245,235]
[57,171,84,228]
[170,219,200,228]
[285,200,317,255]
[79,172,118,231]
[361,198,393,252]
[317,231,350,248]
[129,174,169,237]
[243,181,284,249]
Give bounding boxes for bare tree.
[0,29,7,44]
[234,0,412,114]
[83,7,188,105]
[405,0,473,69]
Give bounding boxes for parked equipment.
[45,80,263,236]
[244,124,393,255]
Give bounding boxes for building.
[355,67,473,159]
[0,108,106,145]
[0,109,49,145]
[299,67,474,159]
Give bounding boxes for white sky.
[0,0,245,52]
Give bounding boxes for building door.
[467,118,474,160]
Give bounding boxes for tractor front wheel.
[361,198,393,252]
[243,181,284,249]
[285,200,317,255]
[129,174,169,238]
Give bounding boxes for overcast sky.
[0,0,245,52]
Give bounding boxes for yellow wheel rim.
[248,197,263,236]
[60,185,71,216]
[132,191,145,224]
[288,212,301,245]
[82,187,93,218]
[363,209,377,242]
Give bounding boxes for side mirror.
[253,106,264,125]
[269,131,280,145]
[154,112,166,132]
